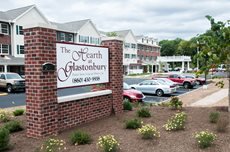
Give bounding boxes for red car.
[183,75,206,85]
[152,73,196,89]
[123,82,145,102]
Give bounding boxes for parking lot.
[125,78,202,103]
[0,77,202,108]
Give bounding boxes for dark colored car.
[123,82,145,102]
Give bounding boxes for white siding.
[76,22,100,45]
[123,31,137,65]
[13,8,49,57]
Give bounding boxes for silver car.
[130,80,176,96]
[153,78,179,89]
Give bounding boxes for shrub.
[123,100,132,111]
[194,131,216,148]
[40,138,66,152]
[70,130,91,145]
[125,119,142,129]
[137,107,151,118]
[209,112,220,123]
[169,97,183,110]
[97,135,119,152]
[0,127,10,151]
[0,109,11,122]
[163,112,187,131]
[4,120,23,133]
[138,124,160,139]
[13,109,25,116]
[216,116,229,132]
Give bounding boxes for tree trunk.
[228,69,230,112]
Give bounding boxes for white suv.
[0,72,25,93]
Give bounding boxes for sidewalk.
[190,89,228,107]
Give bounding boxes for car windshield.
[156,80,167,85]
[6,73,22,79]
[157,79,173,85]
[123,83,131,90]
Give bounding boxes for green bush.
[163,112,187,131]
[97,135,119,152]
[40,138,66,152]
[194,131,216,148]
[0,109,11,122]
[209,112,220,123]
[4,120,23,133]
[137,107,151,118]
[169,97,183,110]
[13,109,25,116]
[123,100,132,111]
[0,127,10,151]
[216,116,229,132]
[70,130,91,145]
[125,119,142,129]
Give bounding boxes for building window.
[90,37,100,45]
[131,54,136,59]
[124,54,130,58]
[0,44,9,55]
[0,23,9,35]
[124,43,130,48]
[17,45,24,54]
[16,25,23,35]
[131,43,136,49]
[79,35,89,43]
[57,32,74,42]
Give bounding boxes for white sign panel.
[56,43,109,88]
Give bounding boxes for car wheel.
[7,84,13,93]
[156,89,164,97]
[183,82,190,89]
[123,96,131,102]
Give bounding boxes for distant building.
[136,35,161,73]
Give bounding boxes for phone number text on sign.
[56,43,109,88]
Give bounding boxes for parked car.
[153,77,179,89]
[182,74,206,85]
[152,73,196,89]
[123,82,145,102]
[129,80,176,97]
[0,72,25,93]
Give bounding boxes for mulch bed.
[1,106,230,152]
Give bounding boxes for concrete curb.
[0,92,8,96]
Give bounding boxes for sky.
[0,0,229,40]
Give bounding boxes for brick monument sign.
[24,24,123,138]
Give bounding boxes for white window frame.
[0,44,9,55]
[17,45,24,55]
[0,23,9,35]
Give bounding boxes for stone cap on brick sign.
[23,23,57,30]
[101,37,123,42]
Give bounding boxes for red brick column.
[24,27,58,138]
[102,39,123,114]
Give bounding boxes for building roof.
[0,5,34,22]
[0,55,24,65]
[51,19,90,33]
[113,30,130,38]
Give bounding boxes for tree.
[197,15,230,111]
[159,38,182,56]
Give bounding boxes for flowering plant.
[97,135,119,152]
[163,112,187,131]
[194,131,216,148]
[40,138,66,152]
[0,109,11,122]
[138,124,160,139]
